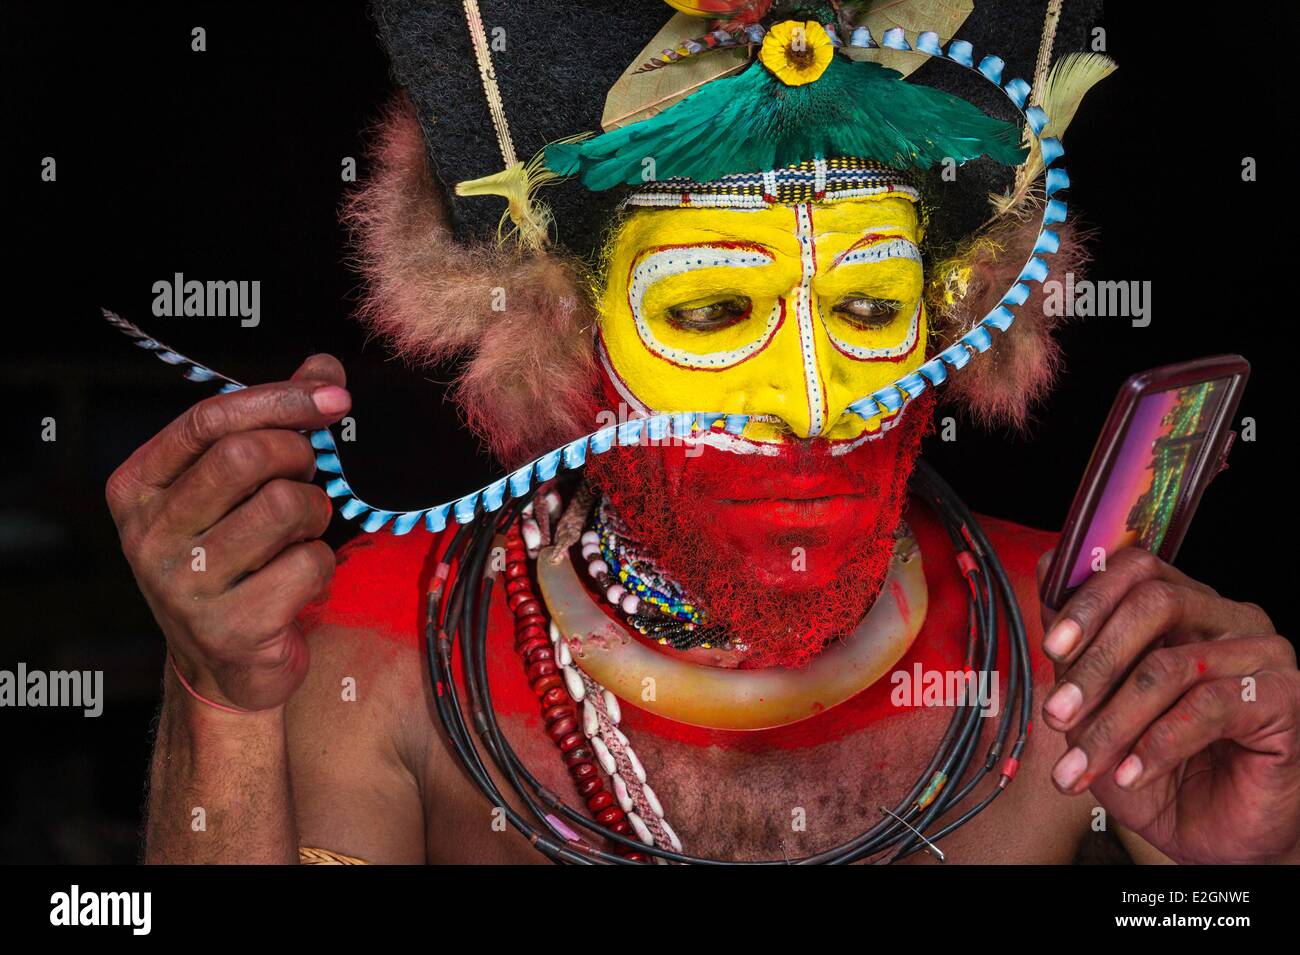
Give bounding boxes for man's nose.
[743,294,828,440]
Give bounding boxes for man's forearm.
[145,665,298,864]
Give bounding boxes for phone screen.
[1064,376,1233,589]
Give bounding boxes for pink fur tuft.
[344,96,600,468]
[929,212,1092,428]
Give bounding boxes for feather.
[634,26,761,73]
[991,51,1116,218]
[100,309,245,395]
[550,55,1026,190]
[1037,51,1117,145]
[454,135,587,252]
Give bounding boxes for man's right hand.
[107,354,351,712]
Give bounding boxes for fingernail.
[1114,754,1142,789]
[1053,747,1088,790]
[1045,681,1083,724]
[312,385,350,415]
[1044,618,1082,660]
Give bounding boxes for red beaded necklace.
[503,520,651,862]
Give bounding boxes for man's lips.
[718,474,867,502]
[715,492,869,529]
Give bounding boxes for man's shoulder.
[300,529,448,643]
[970,511,1058,681]
[973,511,1058,577]
[907,496,1058,680]
[907,493,1057,582]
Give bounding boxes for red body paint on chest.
[303,494,1058,755]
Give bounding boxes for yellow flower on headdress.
[759,20,834,87]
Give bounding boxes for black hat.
[372,0,1102,259]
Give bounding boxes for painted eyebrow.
[629,242,776,299]
[827,232,921,271]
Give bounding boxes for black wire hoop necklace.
[424,460,1031,864]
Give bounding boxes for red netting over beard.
[585,394,934,670]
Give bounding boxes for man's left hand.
[1037,547,1300,863]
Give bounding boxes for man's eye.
[666,296,752,331]
[833,296,901,329]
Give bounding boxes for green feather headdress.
[544,35,1026,191]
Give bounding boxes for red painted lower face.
[586,376,934,669]
[687,439,919,591]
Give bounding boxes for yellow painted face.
[597,197,927,444]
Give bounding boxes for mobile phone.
[1038,355,1250,611]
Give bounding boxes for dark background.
[1,2,1286,862]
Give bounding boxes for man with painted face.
[588,192,933,674]
[110,1,1300,864]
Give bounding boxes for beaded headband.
[624,157,918,210]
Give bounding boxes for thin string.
[168,654,249,716]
